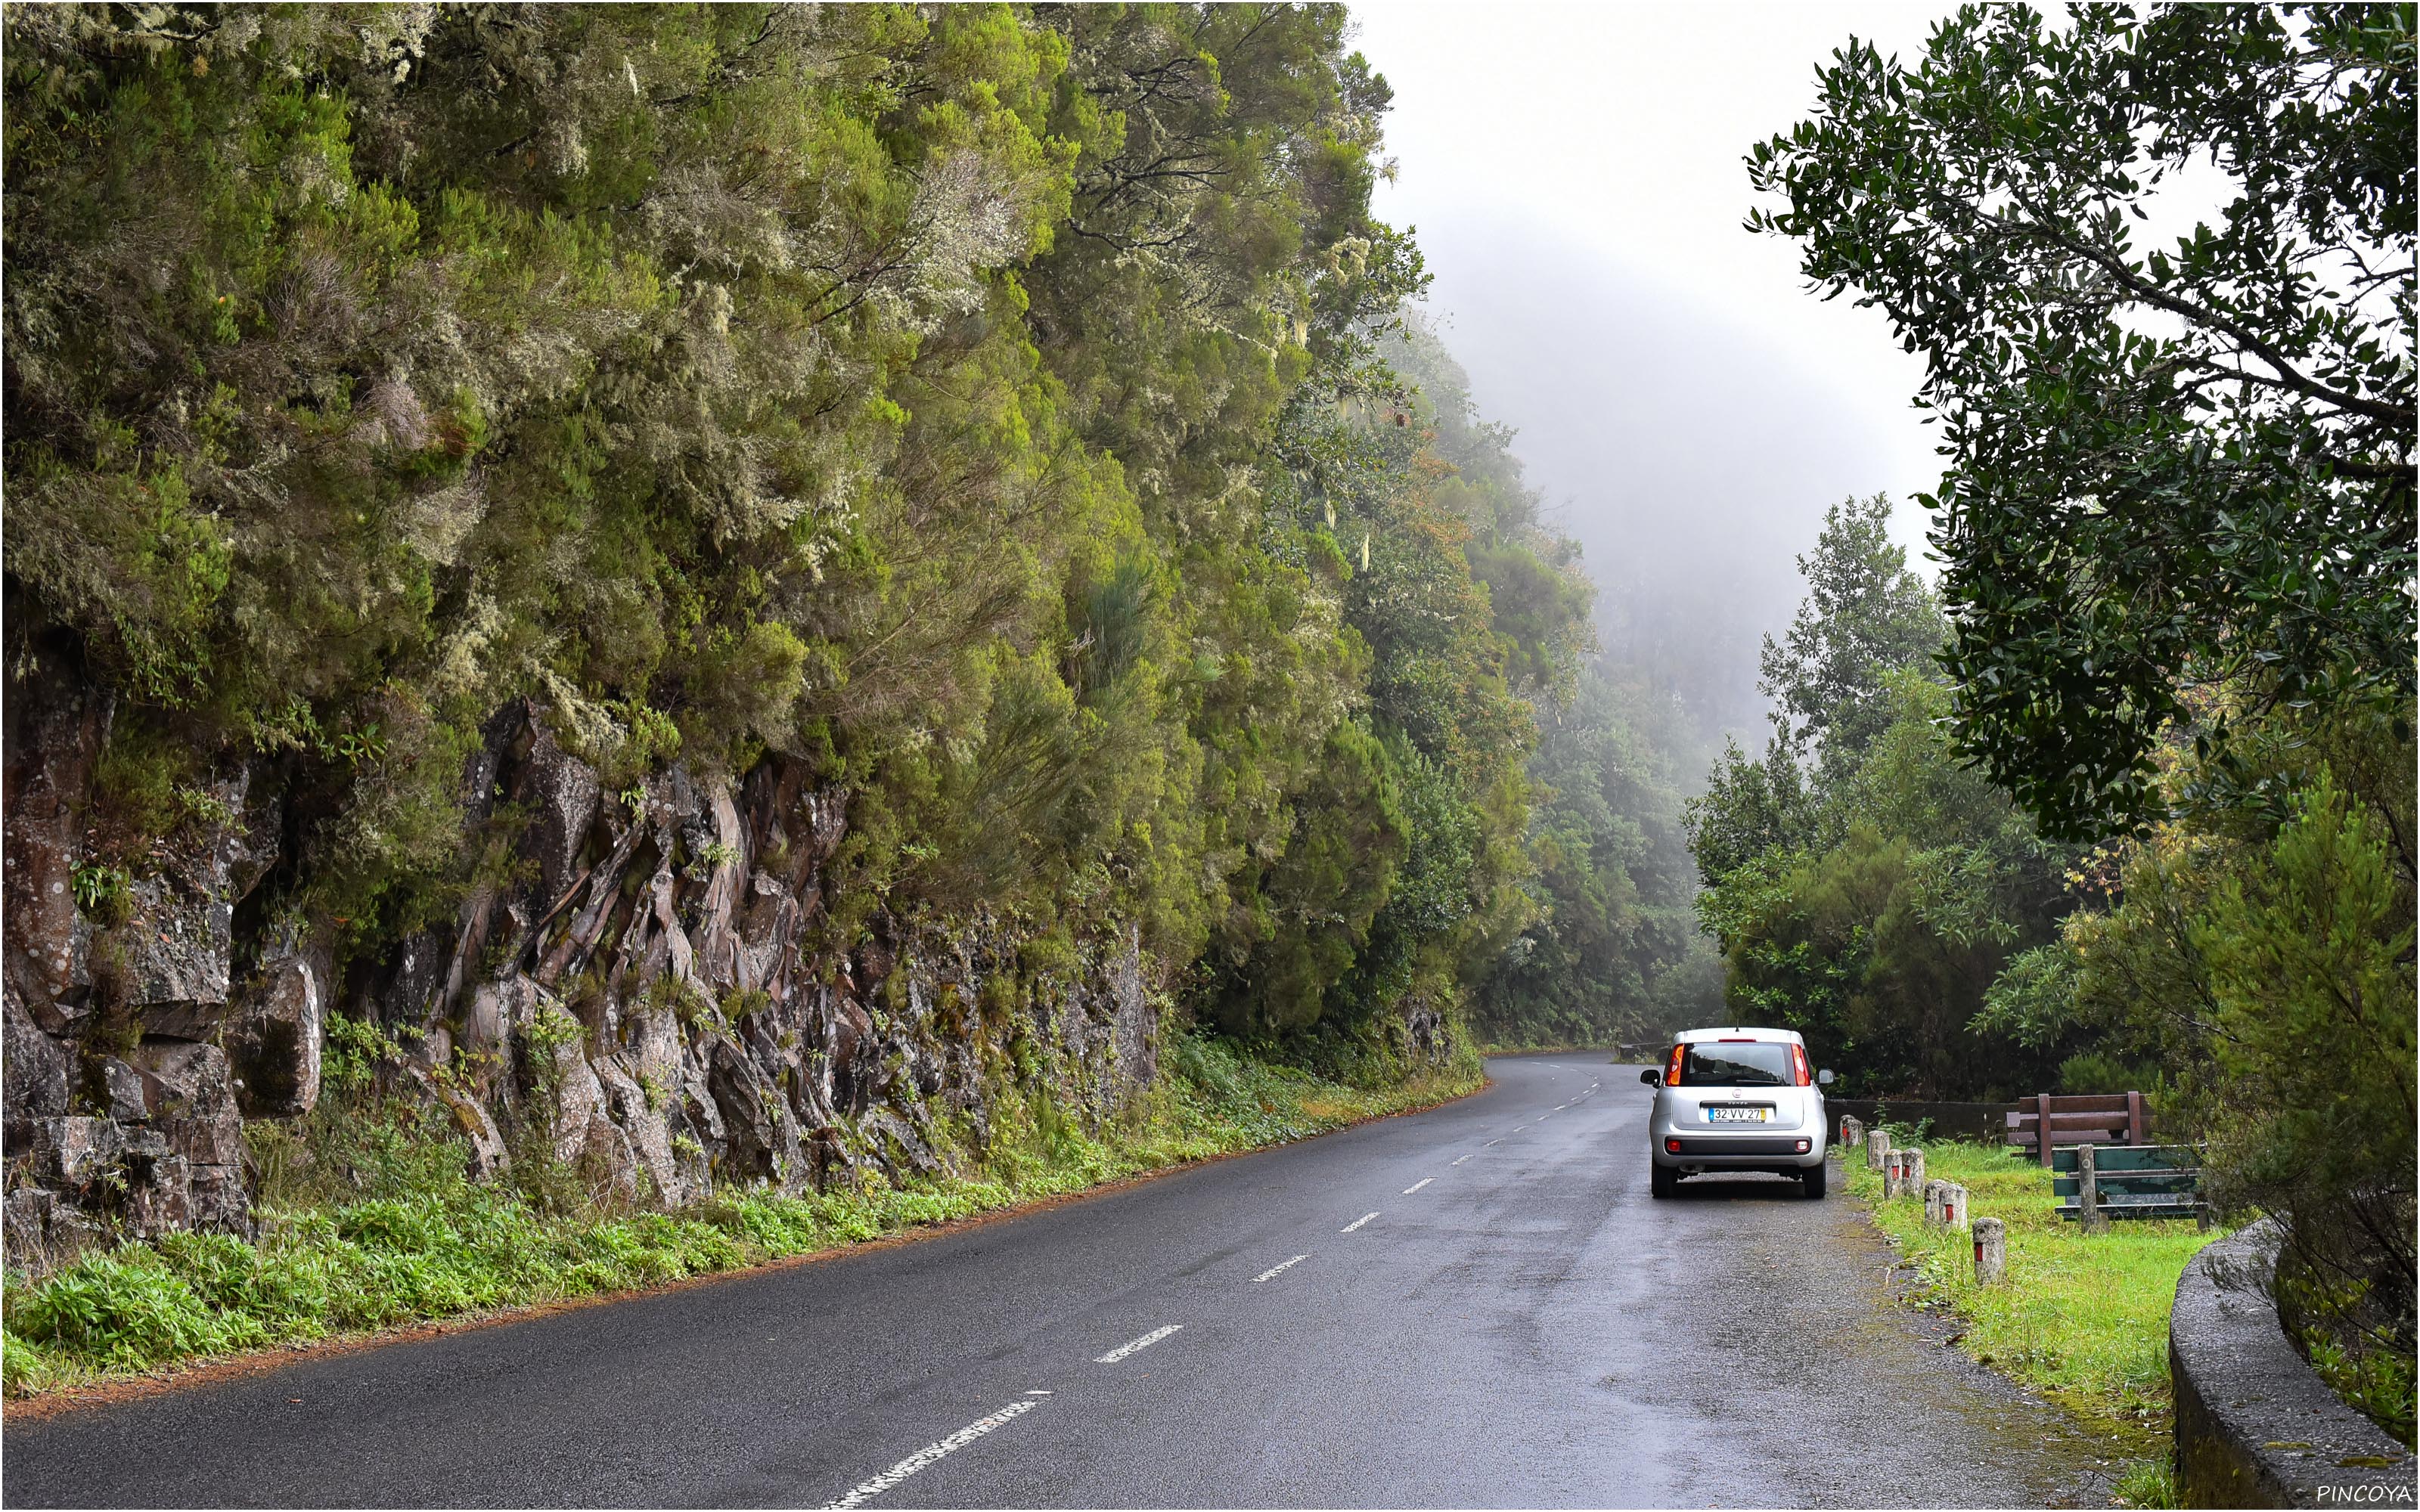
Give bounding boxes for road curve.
[3,1056,2111,1508]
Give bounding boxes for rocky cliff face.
[3,666,1162,1275]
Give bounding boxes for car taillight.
[1665,1045,1685,1086]
[1665,1137,1681,1154]
[1795,1139,1810,1153]
[1792,1043,1812,1087]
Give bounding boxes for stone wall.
[3,681,1169,1275]
[2171,1218,2412,1507]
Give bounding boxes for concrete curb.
[2171,1217,2414,1507]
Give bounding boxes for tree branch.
[1979,187,2409,426]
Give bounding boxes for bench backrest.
[2047,1143,2196,1173]
[2004,1091,2149,1164]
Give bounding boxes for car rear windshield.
[1679,1041,1795,1086]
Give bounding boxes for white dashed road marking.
[1450,1154,1472,1166]
[1341,1212,1379,1233]
[1095,1325,1183,1364]
[826,1400,1038,1508]
[1403,1178,1432,1194]
[1252,1255,1309,1282]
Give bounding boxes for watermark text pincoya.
[2317,1481,2414,1504]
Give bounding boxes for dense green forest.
[1383,323,1719,1049]
[2,0,1686,1099]
[1739,2,2414,1436]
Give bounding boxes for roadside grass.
[1848,1138,2222,1500]
[2111,1457,2181,1509]
[2,1036,1480,1399]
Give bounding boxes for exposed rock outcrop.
[2,689,1233,1273]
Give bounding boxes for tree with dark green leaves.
[1752,4,2415,1421]
[1756,494,1941,781]
[1688,504,2078,1097]
[1749,3,2415,838]
[1690,492,1942,892]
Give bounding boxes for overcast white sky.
[1354,2,1964,742]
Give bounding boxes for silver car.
[1639,1027,1834,1199]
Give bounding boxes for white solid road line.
[1341,1212,1379,1232]
[1403,1178,1432,1194]
[1095,1325,1184,1364]
[1252,1254,1310,1282]
[826,1399,1038,1509]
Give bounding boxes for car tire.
[1650,1161,1678,1199]
[1802,1160,1827,1200]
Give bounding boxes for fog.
[1358,2,1958,759]
[1406,212,1921,749]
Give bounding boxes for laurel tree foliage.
[1747,2,2415,839]
[1739,5,2415,1428]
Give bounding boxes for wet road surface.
[3,1055,2110,1507]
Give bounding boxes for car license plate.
[1708,1107,1767,1123]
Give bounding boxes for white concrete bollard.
[1942,1182,1969,1231]
[1839,1114,1865,1154]
[1903,1148,1925,1198]
[1973,1216,2006,1284]
[1924,1179,1946,1225]
[1866,1127,1891,1172]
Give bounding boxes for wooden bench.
[2051,1144,2204,1222]
[2004,1092,2149,1165]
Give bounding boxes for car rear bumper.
[1652,1132,1825,1169]
[1665,1135,1812,1157]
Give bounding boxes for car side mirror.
[1817,1068,1835,1086]
[1639,1068,1661,1087]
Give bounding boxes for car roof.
[1673,1027,1804,1046]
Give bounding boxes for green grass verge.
[2,1036,1478,1399]
[1848,1138,2224,1501]
[2111,1457,2181,1509]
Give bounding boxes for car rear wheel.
[1801,1160,1827,1200]
[1650,1161,1678,1199]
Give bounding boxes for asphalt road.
[5,1055,2114,1508]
